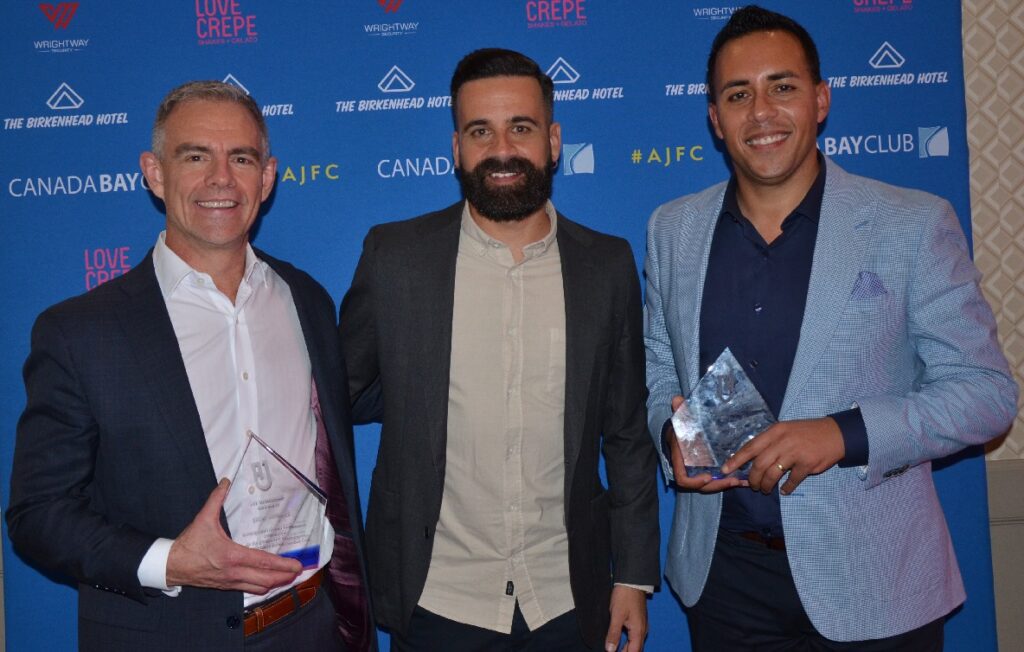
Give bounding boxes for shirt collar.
[720,153,827,226]
[459,200,559,258]
[152,231,266,299]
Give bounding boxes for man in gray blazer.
[7,81,374,651]
[340,48,659,652]
[645,6,1017,650]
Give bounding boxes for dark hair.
[152,80,269,160]
[705,5,822,100]
[450,48,554,123]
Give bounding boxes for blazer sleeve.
[7,309,154,600]
[856,197,1018,487]
[340,227,384,425]
[602,241,661,587]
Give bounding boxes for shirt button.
[753,303,763,314]
[750,359,759,368]
[242,371,249,380]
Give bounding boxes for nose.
[750,92,778,123]
[205,155,235,187]
[491,130,516,159]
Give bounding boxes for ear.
[549,121,562,166]
[708,102,724,140]
[260,156,277,201]
[139,152,165,200]
[451,131,460,172]
[815,80,831,125]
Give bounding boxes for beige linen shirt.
[417,202,573,633]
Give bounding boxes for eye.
[470,127,490,138]
[774,83,795,93]
[234,156,256,166]
[512,124,532,134]
[726,90,749,103]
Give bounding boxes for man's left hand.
[721,417,845,495]
[605,585,648,652]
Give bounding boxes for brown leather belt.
[243,568,325,637]
[738,531,786,551]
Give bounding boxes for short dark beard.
[458,156,554,223]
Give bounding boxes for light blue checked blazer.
[644,158,1017,642]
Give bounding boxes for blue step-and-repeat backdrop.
[0,1,994,650]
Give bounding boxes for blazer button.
[226,615,241,629]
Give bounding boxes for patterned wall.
[964,0,1024,461]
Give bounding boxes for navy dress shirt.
[698,163,867,538]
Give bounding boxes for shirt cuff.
[615,583,654,595]
[832,407,869,468]
[137,538,181,596]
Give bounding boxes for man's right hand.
[165,479,302,594]
[667,396,745,493]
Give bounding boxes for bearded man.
[339,48,660,652]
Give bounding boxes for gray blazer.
[644,157,1017,641]
[340,202,660,648]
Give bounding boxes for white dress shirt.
[136,232,332,606]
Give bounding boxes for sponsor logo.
[631,146,705,166]
[544,58,625,103]
[40,3,78,29]
[561,143,594,175]
[377,156,453,178]
[336,66,449,113]
[869,42,905,69]
[34,2,88,53]
[47,82,84,110]
[826,44,948,90]
[220,75,294,117]
[853,0,913,13]
[7,171,148,197]
[526,0,587,29]
[820,128,950,158]
[280,163,340,185]
[84,245,132,290]
[365,0,418,37]
[3,84,129,130]
[665,83,708,96]
[195,0,258,46]
[546,57,580,84]
[918,126,949,158]
[378,66,415,93]
[692,6,741,20]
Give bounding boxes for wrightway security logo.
[869,42,905,69]
[40,3,78,29]
[562,144,594,175]
[546,57,580,84]
[918,127,949,158]
[379,66,415,93]
[47,82,84,110]
[378,0,403,12]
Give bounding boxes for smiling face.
[708,30,830,194]
[452,75,561,222]
[139,99,276,266]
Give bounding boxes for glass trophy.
[223,432,327,569]
[670,348,776,480]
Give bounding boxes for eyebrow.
[719,69,801,93]
[172,143,262,160]
[461,115,540,133]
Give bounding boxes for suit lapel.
[115,253,217,487]
[418,206,462,474]
[781,161,874,418]
[558,218,598,489]
[681,186,727,391]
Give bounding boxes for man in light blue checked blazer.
[644,6,1017,650]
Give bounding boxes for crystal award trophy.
[670,348,776,479]
[223,432,327,568]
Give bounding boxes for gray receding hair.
[150,80,269,160]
